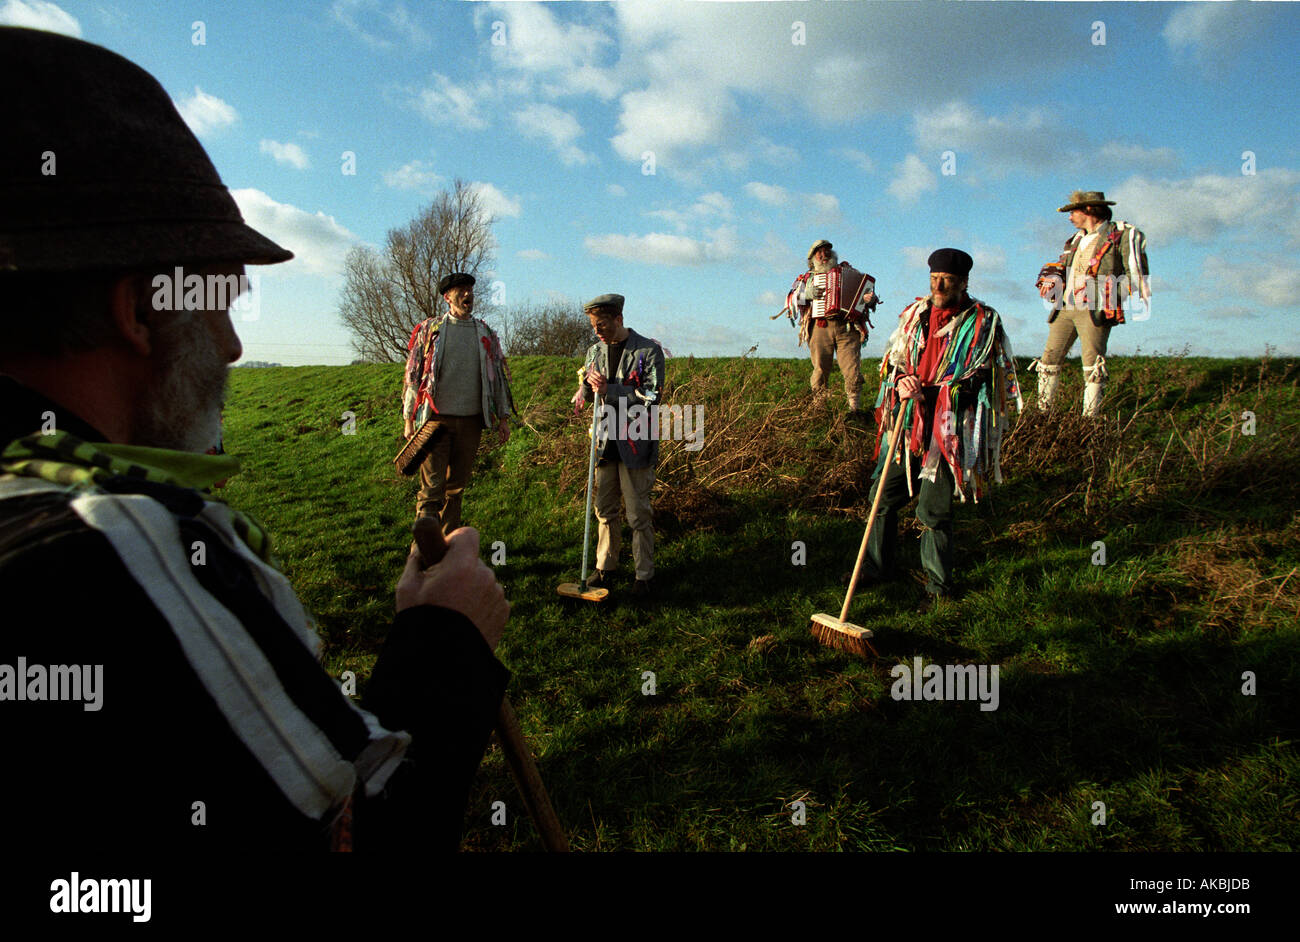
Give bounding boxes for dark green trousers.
[865,453,955,596]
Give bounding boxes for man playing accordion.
[785,239,880,418]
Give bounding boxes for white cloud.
[888,155,937,205]
[382,159,445,194]
[754,289,782,307]
[259,140,310,170]
[1204,254,1300,308]
[805,193,842,228]
[1162,4,1238,57]
[517,248,548,261]
[607,184,626,198]
[174,87,238,137]
[745,182,789,206]
[610,81,735,167]
[1095,141,1178,171]
[912,101,1057,176]
[411,73,489,130]
[483,2,618,99]
[647,192,733,231]
[512,103,593,166]
[0,0,79,34]
[835,148,876,174]
[231,189,358,275]
[332,0,428,50]
[1110,169,1300,246]
[585,226,738,266]
[471,181,521,218]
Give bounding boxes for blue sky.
[7,0,1298,364]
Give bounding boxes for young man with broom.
[574,294,666,598]
[860,249,1022,612]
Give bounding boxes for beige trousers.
[594,461,656,580]
[416,414,482,534]
[1040,308,1111,368]
[808,318,863,409]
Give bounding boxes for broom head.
[557,582,609,602]
[809,613,877,657]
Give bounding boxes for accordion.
[394,420,442,476]
[813,263,875,319]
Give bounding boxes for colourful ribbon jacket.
[873,295,1023,502]
[403,313,514,430]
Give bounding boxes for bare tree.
[500,298,594,357]
[338,179,496,363]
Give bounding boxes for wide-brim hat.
[807,239,832,261]
[438,272,475,295]
[0,26,292,273]
[1057,190,1117,213]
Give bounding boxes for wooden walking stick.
[412,517,570,852]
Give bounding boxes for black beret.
[438,272,475,295]
[927,248,973,278]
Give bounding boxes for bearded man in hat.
[0,27,509,851]
[859,249,1022,611]
[573,294,666,597]
[1032,190,1150,416]
[785,239,879,416]
[402,271,514,532]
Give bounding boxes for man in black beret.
[860,248,1022,611]
[402,271,514,531]
[0,26,508,851]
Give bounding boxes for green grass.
[220,354,1299,851]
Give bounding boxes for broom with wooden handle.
[412,517,570,852]
[809,405,908,656]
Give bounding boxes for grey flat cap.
[583,293,625,314]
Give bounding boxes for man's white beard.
[132,314,228,453]
[811,252,838,275]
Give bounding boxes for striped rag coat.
[1037,220,1150,327]
[403,313,514,430]
[873,295,1023,503]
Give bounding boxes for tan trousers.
[594,461,655,580]
[808,318,863,409]
[1040,308,1110,368]
[416,415,482,534]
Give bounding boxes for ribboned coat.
[576,328,666,470]
[1040,220,1149,327]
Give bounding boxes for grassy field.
[220,353,1298,851]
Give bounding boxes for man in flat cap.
[0,27,508,851]
[1032,190,1150,416]
[858,249,1022,611]
[784,239,879,417]
[573,294,666,597]
[402,271,514,532]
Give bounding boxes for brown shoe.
[586,569,613,588]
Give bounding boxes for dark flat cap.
[583,293,624,314]
[0,27,292,273]
[438,272,475,295]
[928,248,973,278]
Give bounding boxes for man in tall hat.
[862,249,1022,611]
[0,26,508,851]
[785,239,879,416]
[1033,190,1150,416]
[403,270,514,532]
